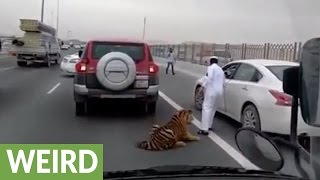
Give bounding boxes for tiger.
[137,109,200,151]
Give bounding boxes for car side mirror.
[235,128,284,171]
[78,50,83,57]
[299,38,320,127]
[224,71,231,77]
[283,66,300,97]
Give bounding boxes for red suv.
[74,39,159,116]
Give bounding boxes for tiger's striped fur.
[137,109,200,151]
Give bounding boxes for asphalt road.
[0,50,314,178]
[0,50,242,172]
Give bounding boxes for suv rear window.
[92,42,144,60]
[266,65,295,81]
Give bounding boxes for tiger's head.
[177,109,194,124]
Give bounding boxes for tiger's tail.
[136,141,160,151]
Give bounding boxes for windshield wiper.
[103,165,306,179]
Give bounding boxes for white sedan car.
[193,59,319,137]
[60,53,80,75]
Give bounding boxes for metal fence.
[150,42,302,65]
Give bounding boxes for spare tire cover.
[96,52,136,91]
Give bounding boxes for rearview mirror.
[300,38,320,127]
[78,50,83,58]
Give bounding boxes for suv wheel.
[86,101,95,115]
[147,102,156,115]
[75,102,86,116]
[17,61,27,67]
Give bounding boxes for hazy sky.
[0,0,319,43]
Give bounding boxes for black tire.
[55,54,61,64]
[17,61,27,67]
[76,102,86,116]
[241,104,261,131]
[45,54,51,67]
[194,86,204,110]
[298,135,310,152]
[147,102,156,115]
[86,100,95,115]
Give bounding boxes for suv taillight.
[75,59,88,73]
[269,90,292,106]
[149,63,159,74]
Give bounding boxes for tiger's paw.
[194,136,200,141]
[174,141,187,148]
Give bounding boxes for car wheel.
[241,104,261,131]
[17,61,27,67]
[76,102,86,116]
[147,102,156,115]
[298,135,310,151]
[86,100,95,115]
[194,86,204,110]
[45,54,51,67]
[55,54,61,64]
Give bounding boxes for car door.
[224,63,263,121]
[217,63,241,113]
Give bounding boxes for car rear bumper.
[60,64,76,74]
[259,105,320,136]
[74,84,159,98]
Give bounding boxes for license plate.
[134,80,148,88]
[100,94,136,98]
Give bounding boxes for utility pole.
[41,0,45,22]
[67,30,72,39]
[142,17,146,40]
[51,11,54,26]
[56,0,60,37]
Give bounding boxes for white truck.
[13,19,61,67]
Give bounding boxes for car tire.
[55,54,61,64]
[17,61,27,67]
[45,54,51,67]
[194,86,204,110]
[86,100,95,115]
[241,104,261,131]
[96,52,136,91]
[147,102,157,115]
[76,102,86,116]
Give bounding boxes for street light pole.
[56,0,60,37]
[41,0,45,22]
[51,11,54,26]
[142,17,146,40]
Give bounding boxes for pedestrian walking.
[198,56,225,135]
[166,48,176,75]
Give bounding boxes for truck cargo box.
[21,32,55,47]
[20,19,56,36]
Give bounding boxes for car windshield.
[1,0,319,179]
[266,65,295,81]
[92,42,144,60]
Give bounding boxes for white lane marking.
[159,91,260,170]
[47,82,61,94]
[0,67,15,71]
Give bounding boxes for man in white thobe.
[198,57,225,135]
